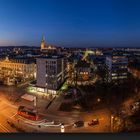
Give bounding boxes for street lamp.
[97,98,101,102]
[34,96,38,112]
[61,124,65,133]
[110,115,114,133]
[34,96,37,108]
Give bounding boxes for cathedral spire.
[41,34,47,50]
[42,34,45,42]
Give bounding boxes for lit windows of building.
[0,57,36,85]
[75,60,91,82]
[36,55,67,95]
[106,55,128,83]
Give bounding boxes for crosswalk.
[10,113,17,119]
[0,99,18,133]
[0,123,10,133]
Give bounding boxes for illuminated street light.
[61,124,65,133]
[110,115,114,132]
[97,98,101,102]
[34,96,37,107]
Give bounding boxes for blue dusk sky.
[0,0,140,47]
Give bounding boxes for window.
[112,73,117,76]
[112,77,118,80]
[119,76,127,79]
[53,61,56,64]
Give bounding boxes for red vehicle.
[88,119,99,126]
[17,106,38,121]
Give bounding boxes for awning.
[21,94,35,102]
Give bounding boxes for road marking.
[16,115,47,125]
[2,100,18,109]
[10,113,17,118]
[0,123,10,132]
[16,115,62,127]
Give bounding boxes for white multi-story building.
[106,55,128,83]
[36,55,67,94]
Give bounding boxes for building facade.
[106,56,128,83]
[36,55,67,94]
[0,57,36,85]
[40,36,57,53]
[75,60,91,81]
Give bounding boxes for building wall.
[46,59,58,90]
[106,56,128,83]
[0,60,36,79]
[36,56,67,91]
[36,59,46,87]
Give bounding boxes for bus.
[17,106,38,121]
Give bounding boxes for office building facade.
[106,56,128,83]
[36,55,67,94]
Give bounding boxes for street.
[0,85,113,133]
[0,99,18,132]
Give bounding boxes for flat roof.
[21,94,35,102]
[36,55,64,59]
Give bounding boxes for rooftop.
[75,60,90,68]
[36,55,64,59]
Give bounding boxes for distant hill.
[0,46,40,49]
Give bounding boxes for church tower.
[41,35,47,50]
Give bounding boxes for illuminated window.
[112,73,117,76]
[112,77,118,79]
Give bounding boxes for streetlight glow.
[97,98,101,102]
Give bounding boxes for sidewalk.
[0,92,111,133]
[17,79,34,87]
[7,115,63,133]
[46,95,63,114]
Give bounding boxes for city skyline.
[0,0,140,47]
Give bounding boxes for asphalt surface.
[0,85,112,133]
[0,99,18,133]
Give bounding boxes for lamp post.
[97,98,101,103]
[34,96,37,107]
[110,115,114,133]
[34,96,37,112]
[61,124,65,133]
[34,96,38,120]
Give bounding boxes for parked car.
[73,121,84,128]
[88,119,99,126]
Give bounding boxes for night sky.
[0,0,140,47]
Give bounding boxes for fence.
[6,117,62,133]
